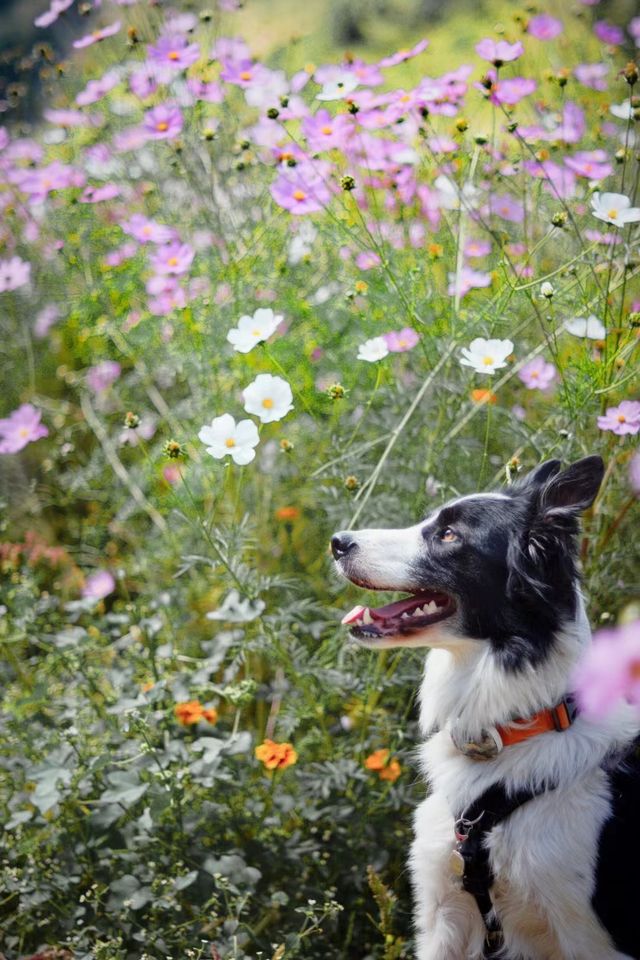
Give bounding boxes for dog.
[332,456,640,960]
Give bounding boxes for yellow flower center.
[18,427,29,437]
[142,226,152,235]
[252,328,261,336]
[617,414,627,423]
[607,208,618,219]
[530,370,539,378]
[240,70,252,81]
[225,437,236,447]
[168,51,180,61]
[167,257,178,266]
[262,397,274,409]
[321,125,333,135]
[293,189,307,201]
[156,121,169,132]
[482,356,494,366]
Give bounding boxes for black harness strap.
[453,782,558,958]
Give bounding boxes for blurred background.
[2,0,639,126]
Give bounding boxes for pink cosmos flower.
[475,38,524,65]
[104,242,138,267]
[574,62,609,91]
[447,268,492,298]
[20,161,85,202]
[597,401,640,436]
[121,214,176,244]
[0,404,48,454]
[34,304,60,339]
[82,570,116,600]
[302,109,354,152]
[34,0,73,28]
[187,77,224,103]
[220,58,266,88]
[270,167,332,215]
[465,238,492,258]
[0,256,30,292]
[378,39,428,68]
[73,20,121,49]
[384,328,419,352]
[629,451,640,495]
[43,108,101,127]
[527,14,563,40]
[142,104,183,140]
[584,229,622,246]
[119,417,156,446]
[523,159,576,200]
[86,361,121,393]
[79,183,120,203]
[76,70,119,106]
[477,71,536,106]
[113,127,149,153]
[150,242,194,276]
[518,357,557,390]
[148,33,201,70]
[630,17,640,47]
[594,21,624,45]
[489,193,525,223]
[574,619,640,719]
[564,150,612,181]
[355,251,381,270]
[129,64,165,99]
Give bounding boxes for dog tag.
[450,724,503,761]
[449,848,465,878]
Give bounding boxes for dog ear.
[517,458,562,491]
[538,455,604,517]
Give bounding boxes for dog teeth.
[426,600,438,614]
[362,608,373,625]
[401,611,411,619]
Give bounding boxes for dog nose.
[331,532,357,560]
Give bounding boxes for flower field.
[1,0,639,957]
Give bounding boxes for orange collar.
[498,697,578,748]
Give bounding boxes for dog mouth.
[341,590,456,641]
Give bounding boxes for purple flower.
[475,38,524,65]
[447,267,492,298]
[104,242,138,267]
[129,64,165,99]
[384,328,419,352]
[378,39,428,68]
[150,242,195,276]
[73,20,121,49]
[630,17,640,46]
[148,33,201,71]
[82,570,116,600]
[34,0,73,28]
[564,150,612,181]
[302,109,354,152]
[220,59,267,88]
[270,167,332,215]
[43,108,100,127]
[142,104,183,140]
[20,161,85,202]
[34,304,60,339]
[594,20,624,45]
[355,250,381,270]
[597,400,640,436]
[629,451,640,495]
[465,238,492,258]
[527,14,563,40]
[0,404,48,454]
[86,361,121,393]
[477,71,536,106]
[518,357,557,390]
[488,193,525,223]
[121,214,176,244]
[76,70,119,106]
[0,256,30,292]
[79,183,120,203]
[574,62,609,91]
[187,77,224,103]
[574,619,640,719]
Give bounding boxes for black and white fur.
[332,457,640,960]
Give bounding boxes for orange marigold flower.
[275,506,301,521]
[174,700,204,725]
[202,707,219,724]
[255,738,298,770]
[364,748,390,771]
[379,758,402,782]
[428,242,444,258]
[470,388,497,405]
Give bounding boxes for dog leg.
[410,793,486,960]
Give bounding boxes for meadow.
[0,0,639,957]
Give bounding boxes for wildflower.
[518,357,557,390]
[275,506,300,521]
[34,304,60,338]
[34,0,74,28]
[564,150,612,181]
[280,438,294,453]
[591,192,640,227]
[121,215,175,245]
[150,242,195,276]
[316,72,359,101]
[270,167,332,215]
[574,619,640,718]
[148,33,201,71]
[489,193,525,223]
[565,315,606,339]
[302,109,354,152]
[460,338,514,375]
[475,38,524,66]
[379,759,402,782]
[163,440,184,459]
[574,63,609,92]
[327,383,346,399]
[0,256,31,292]
[629,452,640,495]
[364,748,402,782]
[384,328,419,352]
[76,70,119,106]
[357,337,389,362]
[540,281,555,299]
[226,308,282,353]
[355,251,381,270]
[610,101,635,121]
[594,21,624,46]
[341,174,356,191]
[199,414,260,464]
[80,184,120,204]
[242,374,293,424]
[597,401,640,436]
[142,103,183,141]
[82,570,115,600]
[378,38,428,68]
[475,71,536,106]
[527,14,563,40]
[175,700,216,725]
[447,268,491,298]
[86,361,121,393]
[344,475,360,490]
[255,739,298,770]
[471,389,497,404]
[123,411,140,429]
[0,404,48,454]
[73,20,121,49]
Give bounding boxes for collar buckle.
[450,724,503,761]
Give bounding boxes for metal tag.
[449,847,466,878]
[450,724,503,761]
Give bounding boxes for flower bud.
[551,211,567,227]
[344,475,360,491]
[164,440,184,460]
[327,383,346,400]
[340,174,356,192]
[123,411,140,429]
[266,107,280,120]
[540,281,554,299]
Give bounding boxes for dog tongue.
[341,594,443,625]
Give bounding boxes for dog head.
[332,456,604,668]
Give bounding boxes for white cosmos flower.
[357,336,389,362]
[460,337,514,375]
[591,192,640,228]
[564,315,606,340]
[243,373,293,423]
[316,72,359,101]
[198,414,259,465]
[610,102,635,121]
[434,174,480,211]
[227,308,282,354]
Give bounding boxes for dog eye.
[439,527,458,542]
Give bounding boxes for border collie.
[332,456,640,960]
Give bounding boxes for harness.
[447,696,579,958]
